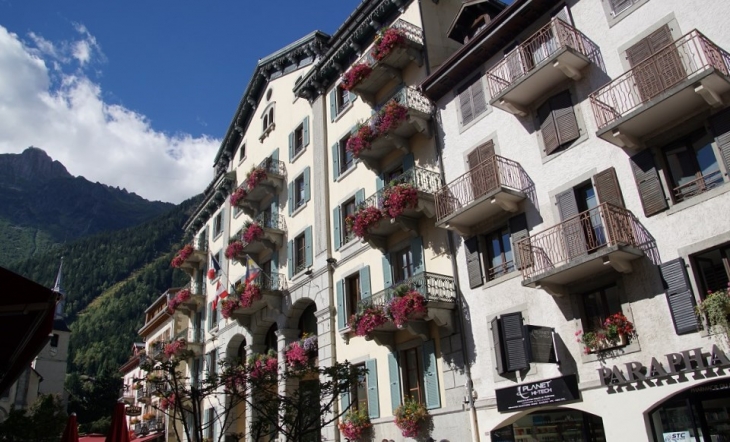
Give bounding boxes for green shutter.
[303,116,310,147]
[388,352,401,413]
[288,181,294,216]
[329,89,337,122]
[402,153,415,171]
[304,167,311,202]
[422,340,441,410]
[332,143,340,180]
[336,279,346,329]
[288,131,294,162]
[411,237,424,275]
[365,359,380,419]
[333,206,342,250]
[271,249,278,271]
[207,302,213,330]
[287,240,294,279]
[359,266,371,300]
[304,226,313,267]
[382,255,393,288]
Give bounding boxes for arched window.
[269,107,274,125]
[262,115,269,132]
[237,340,246,364]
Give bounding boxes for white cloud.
[0,25,220,204]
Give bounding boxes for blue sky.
[0,0,360,202]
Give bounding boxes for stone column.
[244,344,266,442]
[315,306,338,442]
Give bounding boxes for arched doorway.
[298,303,317,337]
[648,377,730,441]
[491,408,605,441]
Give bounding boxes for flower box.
[242,222,264,244]
[382,183,418,218]
[285,334,318,369]
[372,27,407,61]
[341,63,373,91]
[345,206,384,238]
[339,408,371,441]
[375,101,408,134]
[387,288,427,328]
[167,288,191,313]
[171,244,193,268]
[576,312,636,354]
[394,397,429,438]
[230,187,247,206]
[221,298,241,319]
[349,306,388,337]
[345,124,376,158]
[248,351,278,379]
[246,166,268,190]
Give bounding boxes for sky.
[0,1,361,203]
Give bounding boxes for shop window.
[465,213,528,288]
[456,75,488,127]
[493,409,606,441]
[537,90,580,155]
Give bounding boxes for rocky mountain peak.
[0,147,71,185]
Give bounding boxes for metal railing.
[590,30,730,129]
[379,86,434,116]
[358,19,424,66]
[673,170,724,202]
[257,157,286,178]
[248,271,287,292]
[361,272,456,309]
[487,261,516,281]
[254,212,286,231]
[175,327,203,345]
[357,167,442,212]
[487,18,600,98]
[516,203,654,280]
[435,155,534,221]
[193,237,208,253]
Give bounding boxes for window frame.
[294,174,306,209]
[293,124,305,156]
[392,246,414,284]
[483,226,515,281]
[294,233,307,275]
[212,212,223,239]
[400,346,425,405]
[349,362,368,413]
[345,272,361,318]
[602,0,650,27]
[341,197,357,247]
[336,85,352,115]
[238,142,247,164]
[578,285,623,335]
[339,134,355,174]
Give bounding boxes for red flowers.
[167,289,191,313]
[164,340,187,358]
[345,101,408,159]
[230,187,248,206]
[242,222,264,244]
[394,397,429,438]
[382,184,418,218]
[246,166,268,190]
[248,351,278,379]
[285,335,318,369]
[225,240,244,259]
[345,124,376,158]
[221,298,241,319]
[171,244,193,268]
[345,206,383,238]
[241,283,262,308]
[341,63,372,91]
[376,101,408,134]
[338,409,371,441]
[349,307,388,337]
[372,27,406,61]
[388,290,427,327]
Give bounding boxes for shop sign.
[126,405,142,416]
[663,431,690,441]
[598,345,730,388]
[495,374,580,412]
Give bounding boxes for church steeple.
[53,258,65,319]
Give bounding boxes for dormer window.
[260,103,276,141]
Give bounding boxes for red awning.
[131,433,164,442]
[0,266,57,394]
[78,435,107,442]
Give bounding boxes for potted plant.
[285,333,318,368]
[341,63,373,91]
[221,298,242,319]
[387,286,427,327]
[142,412,156,422]
[375,100,408,134]
[229,186,248,206]
[171,244,193,268]
[242,221,264,244]
[345,123,377,158]
[576,312,637,354]
[372,26,407,61]
[349,306,388,337]
[696,285,730,341]
[394,397,429,438]
[345,206,384,238]
[168,288,191,312]
[246,166,268,190]
[225,240,245,259]
[241,283,263,308]
[382,183,418,218]
[338,408,372,441]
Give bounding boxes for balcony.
[590,30,730,149]
[487,18,599,116]
[357,272,456,348]
[234,158,286,217]
[135,387,149,403]
[348,19,424,104]
[230,272,287,323]
[171,284,205,315]
[350,167,442,251]
[517,203,654,296]
[238,213,286,257]
[353,87,434,173]
[175,327,204,356]
[435,155,534,235]
[177,239,208,276]
[150,342,165,359]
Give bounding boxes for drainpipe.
[416,1,481,441]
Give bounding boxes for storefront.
[492,408,606,442]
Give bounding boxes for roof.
[446,0,507,43]
[0,266,58,394]
[420,0,559,101]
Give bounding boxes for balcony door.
[557,183,607,260]
[392,246,414,285]
[467,140,496,201]
[627,25,685,102]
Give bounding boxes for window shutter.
[287,240,294,279]
[609,0,633,15]
[477,140,495,162]
[270,147,279,162]
[538,100,559,154]
[458,86,474,126]
[359,266,372,300]
[551,91,579,147]
[355,189,365,205]
[288,181,294,216]
[332,143,340,180]
[333,206,342,250]
[340,389,350,415]
[556,188,579,221]
[556,188,586,258]
[491,317,505,374]
[500,312,529,372]
[349,90,358,103]
[365,359,380,419]
[387,352,401,412]
[710,108,730,175]
[271,248,278,270]
[303,116,310,147]
[402,153,415,171]
[304,226,313,268]
[647,25,674,53]
[626,36,652,67]
[288,131,294,162]
[207,302,213,331]
[329,89,337,121]
[593,167,625,208]
[465,236,484,288]
[471,77,488,118]
[422,340,441,410]
[304,167,311,202]
[411,237,425,275]
[659,258,700,335]
[382,255,393,288]
[376,175,385,191]
[551,4,572,25]
[629,150,668,216]
[336,279,346,329]
[509,213,530,270]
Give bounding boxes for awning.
[78,435,106,442]
[0,266,58,394]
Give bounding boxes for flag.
[210,254,221,277]
[212,280,229,310]
[244,255,262,285]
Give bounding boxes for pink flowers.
[341,63,372,91]
[225,240,244,259]
[394,397,429,438]
[230,187,248,206]
[372,27,406,61]
[248,352,279,379]
[246,166,268,190]
[388,290,427,327]
[345,101,408,159]
[164,340,187,358]
[171,244,193,268]
[349,307,388,337]
[241,283,262,308]
[160,393,176,411]
[382,184,418,218]
[242,222,264,244]
[285,335,318,368]
[345,125,376,158]
[376,101,408,134]
[338,409,371,441]
[167,289,191,313]
[221,298,241,319]
[345,206,383,238]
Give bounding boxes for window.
[335,267,370,330]
[295,233,306,274]
[332,133,357,180]
[330,85,355,121]
[465,213,527,288]
[261,104,275,139]
[342,197,357,245]
[294,175,305,208]
[580,286,622,333]
[294,126,304,154]
[392,246,414,284]
[50,334,59,348]
[207,349,218,375]
[388,341,440,409]
[401,347,424,403]
[491,312,529,374]
[213,211,223,238]
[537,90,580,155]
[288,167,310,215]
[269,108,274,126]
[238,143,246,162]
[208,300,219,331]
[350,363,368,412]
[289,117,310,161]
[288,227,312,278]
[457,75,488,127]
[693,244,730,295]
[608,0,644,17]
[662,129,722,203]
[211,250,222,279]
[485,227,515,280]
[206,408,215,440]
[345,272,361,318]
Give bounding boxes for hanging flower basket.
[345,124,377,158]
[285,334,318,368]
[382,183,418,218]
[225,240,245,259]
[167,288,191,313]
[339,408,372,441]
[242,221,264,244]
[387,288,427,328]
[246,166,268,190]
[345,206,384,238]
[341,63,373,91]
[349,306,388,337]
[376,100,408,134]
[247,350,278,379]
[221,298,242,319]
[241,283,263,308]
[394,397,429,438]
[576,312,637,354]
[372,27,407,61]
[171,244,193,268]
[230,187,248,206]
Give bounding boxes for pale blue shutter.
[411,237,425,275]
[365,359,380,419]
[359,266,371,300]
[336,279,346,329]
[329,89,337,121]
[287,240,294,279]
[333,207,342,250]
[271,147,279,161]
[332,143,340,180]
[349,90,358,103]
[271,249,278,272]
[304,226,313,267]
[382,255,393,288]
[303,116,310,147]
[422,340,441,409]
[304,167,311,202]
[388,352,401,413]
[207,302,212,331]
[355,189,365,206]
[340,390,350,415]
[402,153,415,171]
[288,181,294,216]
[376,175,385,191]
[288,131,294,162]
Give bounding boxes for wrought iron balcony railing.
[249,271,287,293]
[175,327,203,345]
[435,155,534,222]
[673,170,724,203]
[359,19,424,66]
[358,167,442,212]
[590,30,730,130]
[253,211,286,231]
[383,85,434,117]
[361,272,456,309]
[257,157,286,178]
[487,18,600,99]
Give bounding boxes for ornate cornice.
[182,171,236,232]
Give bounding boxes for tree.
[65,371,123,434]
[0,394,67,442]
[140,338,365,442]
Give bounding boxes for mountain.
[0,147,174,266]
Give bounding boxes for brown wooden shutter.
[471,77,488,117]
[710,108,730,175]
[659,258,700,335]
[500,312,529,372]
[551,91,580,147]
[477,140,496,163]
[467,149,481,170]
[627,36,658,101]
[459,87,474,126]
[538,100,559,154]
[609,0,633,15]
[593,167,626,208]
[649,26,685,91]
[556,188,587,259]
[465,236,484,289]
[627,25,683,101]
[509,213,531,270]
[630,150,668,216]
[491,317,505,374]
